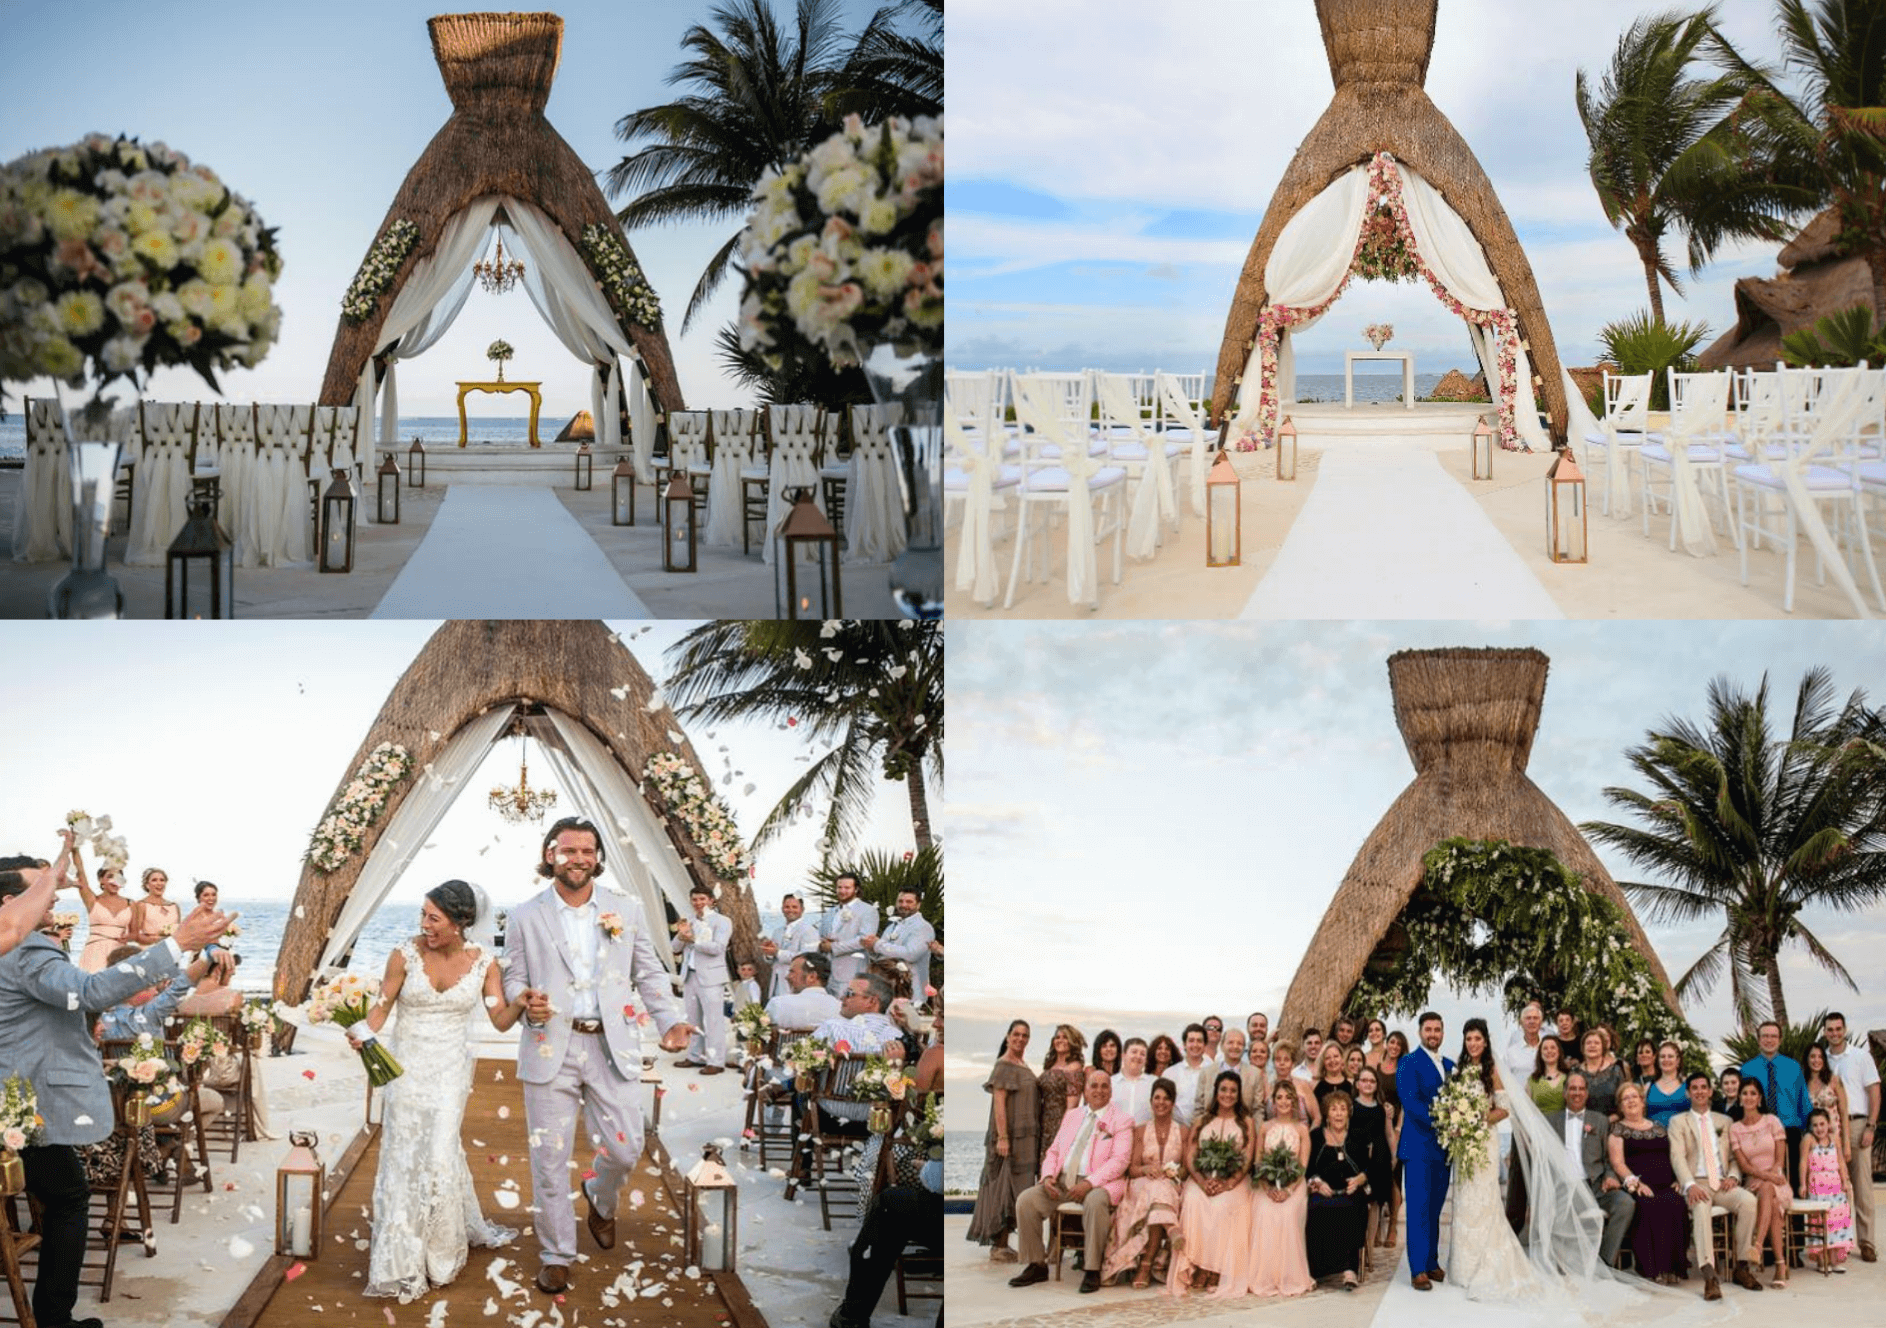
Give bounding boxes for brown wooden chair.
[66,1079,160,1303]
[805,1053,873,1230]
[196,1014,255,1162]
[863,1094,943,1315]
[0,1189,41,1328]
[743,1026,812,1174]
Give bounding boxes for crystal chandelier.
[488,721,557,823]
[474,231,526,295]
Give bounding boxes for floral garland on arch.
[304,742,413,874]
[642,750,746,880]
[1238,152,1524,453]
[340,219,418,324]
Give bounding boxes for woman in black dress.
[1377,1031,1406,1248]
[1349,1065,1394,1250]
[1304,1091,1371,1289]
[1605,1081,1687,1283]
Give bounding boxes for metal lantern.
[663,473,697,572]
[1545,449,1588,564]
[407,436,426,488]
[1472,417,1494,481]
[319,467,357,573]
[611,456,637,526]
[1276,415,1298,481]
[773,486,842,618]
[574,441,594,491]
[275,1129,324,1258]
[1205,448,1241,567]
[376,453,401,524]
[165,481,235,618]
[683,1143,738,1272]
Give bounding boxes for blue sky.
[0,0,889,416]
[949,0,1794,381]
[944,621,1886,1125]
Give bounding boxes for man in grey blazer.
[1545,1070,1634,1269]
[863,887,936,998]
[0,849,232,1328]
[672,882,731,1074]
[503,817,691,1297]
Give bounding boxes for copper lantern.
[407,435,426,487]
[574,441,594,491]
[1472,417,1494,481]
[376,453,401,524]
[1545,449,1588,564]
[318,468,356,573]
[683,1143,738,1272]
[275,1129,324,1258]
[663,473,697,572]
[773,487,842,618]
[1205,448,1241,567]
[612,456,637,526]
[165,481,234,618]
[1276,415,1298,481]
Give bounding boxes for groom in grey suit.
[504,817,691,1296]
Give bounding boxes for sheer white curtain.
[626,359,657,481]
[314,705,514,976]
[376,263,477,456]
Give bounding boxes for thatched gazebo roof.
[1698,207,1872,371]
[274,620,742,1004]
[1277,647,1678,1037]
[317,12,685,411]
[555,409,595,441]
[1210,0,1568,441]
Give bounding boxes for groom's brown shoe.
[1428,1267,1445,1283]
[1411,1274,1432,1291]
[583,1181,617,1250]
[536,1265,570,1295]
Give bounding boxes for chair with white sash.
[944,396,1020,608]
[1155,371,1217,518]
[1095,371,1181,560]
[251,404,315,566]
[1639,370,1735,555]
[125,402,201,566]
[844,403,906,565]
[212,403,257,558]
[1585,371,1652,517]
[657,411,714,528]
[1006,371,1125,610]
[762,404,824,565]
[12,397,72,563]
[817,408,850,533]
[320,404,361,486]
[704,408,759,549]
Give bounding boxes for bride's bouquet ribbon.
[307,975,403,1087]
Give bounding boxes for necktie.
[1696,1113,1719,1184]
[1062,1110,1096,1190]
[1766,1058,1778,1119]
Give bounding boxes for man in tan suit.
[1667,1070,1762,1300]
[1195,1027,1265,1116]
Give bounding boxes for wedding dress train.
[1447,1088,1543,1302]
[364,941,516,1301]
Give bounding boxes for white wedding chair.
[1585,371,1652,517]
[944,394,1020,608]
[125,401,200,566]
[12,397,71,562]
[762,403,824,565]
[1007,371,1126,609]
[1095,371,1181,560]
[843,403,905,564]
[703,408,758,549]
[252,404,315,566]
[1155,371,1217,517]
[1639,370,1734,555]
[320,404,361,485]
[213,403,257,561]
[659,410,714,531]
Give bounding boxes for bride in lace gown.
[351,882,534,1302]
[1448,1019,1544,1302]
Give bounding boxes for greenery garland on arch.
[1345,837,1707,1068]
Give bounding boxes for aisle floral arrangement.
[731,1003,773,1049]
[781,1034,834,1077]
[178,1016,231,1066]
[1434,1071,1493,1179]
[0,134,282,413]
[306,972,403,1087]
[305,742,412,874]
[642,750,745,880]
[107,1032,182,1110]
[736,113,943,372]
[852,1054,914,1102]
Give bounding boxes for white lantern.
[275,1130,324,1258]
[1472,417,1494,481]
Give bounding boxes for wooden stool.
[1709,1207,1734,1270]
[1048,1201,1085,1279]
[1789,1199,1836,1275]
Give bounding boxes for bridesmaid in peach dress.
[1101,1077,1188,1287]
[72,860,133,973]
[1248,1079,1314,1297]
[1167,1072,1256,1297]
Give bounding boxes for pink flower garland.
[1237,152,1526,452]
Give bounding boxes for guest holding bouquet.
[70,858,132,973]
[1248,1079,1314,1296]
[1305,1091,1370,1290]
[970,1020,1037,1262]
[127,867,181,946]
[1038,1024,1086,1147]
[1800,1107,1856,1267]
[1731,1079,1793,1286]
[1101,1077,1186,1288]
[1166,1071,1255,1297]
[1606,1082,1687,1283]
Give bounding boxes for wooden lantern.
[773,486,842,618]
[611,456,637,526]
[1205,448,1241,567]
[683,1143,738,1272]
[574,441,594,491]
[1276,415,1298,481]
[376,453,401,524]
[275,1130,324,1258]
[1472,417,1494,481]
[1545,449,1588,564]
[318,468,356,573]
[407,436,426,487]
[165,480,235,618]
[663,473,697,572]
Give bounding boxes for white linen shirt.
[554,892,603,1020]
[1828,1042,1881,1118]
[1168,1060,1209,1126]
[1503,1029,1545,1086]
[1112,1072,1154,1125]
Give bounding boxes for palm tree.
[1708,0,1886,317]
[1576,6,1803,322]
[1580,668,1886,1030]
[827,0,943,122]
[663,620,943,859]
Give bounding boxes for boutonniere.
[1583,1123,1594,1136]
[599,912,625,942]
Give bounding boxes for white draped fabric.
[1155,372,1213,517]
[763,405,824,566]
[251,404,314,566]
[1561,368,1602,458]
[1661,372,1730,558]
[375,262,477,468]
[1770,369,1876,617]
[844,403,907,564]
[945,402,1008,605]
[11,399,71,563]
[212,404,257,566]
[124,402,198,566]
[314,705,515,977]
[627,361,657,482]
[704,408,757,547]
[1095,372,1174,560]
[1013,372,1110,605]
[1268,168,1372,306]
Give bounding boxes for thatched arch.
[274,620,758,1005]
[317,12,685,412]
[1278,647,1678,1037]
[1210,0,1567,442]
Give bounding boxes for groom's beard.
[555,864,594,892]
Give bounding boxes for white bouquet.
[1433,1071,1494,1179]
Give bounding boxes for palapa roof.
[1277,647,1679,1037]
[555,408,595,441]
[1211,0,1568,442]
[274,620,734,1004]
[317,12,685,412]
[1698,207,1871,371]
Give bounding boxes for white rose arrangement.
[642,751,745,880]
[579,223,663,330]
[305,741,412,874]
[1432,1071,1494,1179]
[737,113,942,372]
[0,134,282,415]
[340,218,418,323]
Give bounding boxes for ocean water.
[0,415,555,461]
[1292,371,1457,404]
[946,1131,981,1195]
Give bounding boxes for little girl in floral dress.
[1800,1108,1856,1266]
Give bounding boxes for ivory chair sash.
[1640,370,1732,557]
[213,403,257,564]
[251,404,315,567]
[763,405,823,566]
[844,403,906,565]
[1156,372,1215,518]
[1009,372,1126,609]
[125,401,200,566]
[12,397,72,562]
[1587,371,1652,517]
[944,397,1018,607]
[704,408,757,547]
[1095,371,1179,561]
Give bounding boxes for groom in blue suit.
[1401,1010,1454,1289]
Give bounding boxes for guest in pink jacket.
[1007,1068,1136,1295]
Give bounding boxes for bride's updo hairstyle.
[536,816,607,879]
[426,879,480,930]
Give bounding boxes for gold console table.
[455,380,543,447]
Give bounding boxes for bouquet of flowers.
[0,133,283,417]
[730,1003,773,1049]
[853,1053,914,1102]
[107,1032,182,1110]
[1193,1133,1246,1181]
[908,1090,942,1160]
[1434,1071,1493,1179]
[1250,1139,1304,1190]
[48,911,81,932]
[781,1035,834,1078]
[737,113,942,373]
[486,338,514,363]
[1363,322,1394,350]
[1353,206,1414,283]
[1,1074,45,1152]
[64,809,128,869]
[237,997,273,1046]
[219,922,241,947]
[177,1015,231,1067]
[306,972,403,1087]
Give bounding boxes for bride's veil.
[461,880,498,955]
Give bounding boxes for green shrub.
[1781,304,1886,368]
[1598,312,1710,411]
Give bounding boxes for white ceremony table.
[1343,350,1416,409]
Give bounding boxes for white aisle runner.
[371,485,650,618]
[1240,441,1564,619]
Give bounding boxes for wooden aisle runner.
[225,1060,760,1328]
